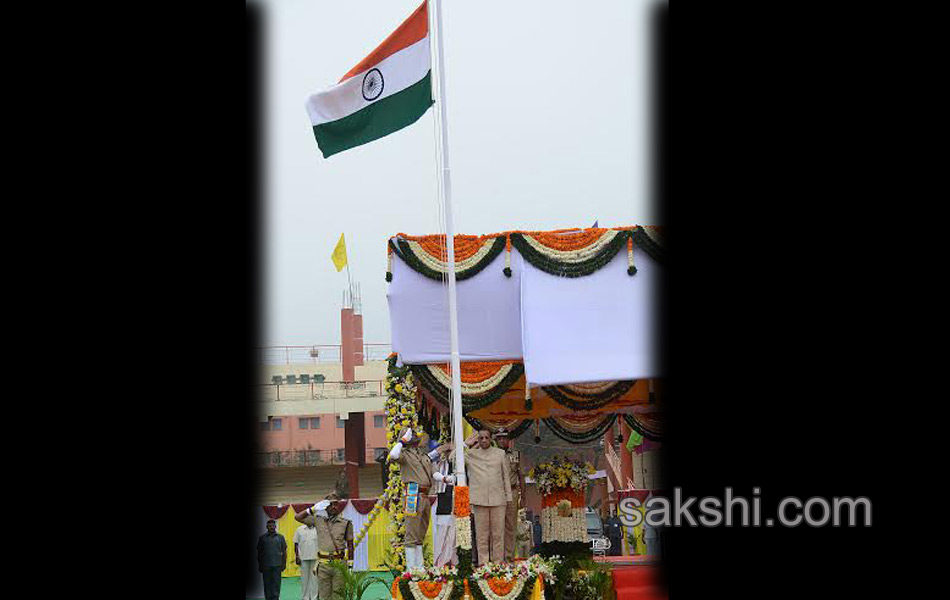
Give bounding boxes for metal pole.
[430,0,466,485]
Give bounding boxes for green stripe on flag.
[313,71,433,158]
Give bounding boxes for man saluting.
[388,427,455,568]
[295,493,353,600]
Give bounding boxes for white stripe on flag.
[305,36,430,126]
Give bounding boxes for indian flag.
[305,2,433,158]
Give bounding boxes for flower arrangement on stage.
[395,566,458,600]
[529,457,595,548]
[528,456,595,496]
[467,557,560,600]
[403,565,459,582]
[472,555,559,583]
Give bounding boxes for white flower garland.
[521,230,619,263]
[564,380,616,394]
[455,515,472,550]
[405,238,498,274]
[475,577,526,600]
[407,580,455,600]
[540,506,588,544]
[641,226,663,247]
[426,363,514,396]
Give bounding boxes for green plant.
[328,560,389,600]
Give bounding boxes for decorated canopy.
[385,225,665,443]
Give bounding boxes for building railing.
[256,344,393,365]
[257,448,388,468]
[257,380,387,401]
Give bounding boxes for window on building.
[260,421,270,431]
[374,448,387,461]
[310,417,321,429]
[336,417,345,428]
[272,418,282,431]
[335,448,345,462]
[373,415,385,428]
[299,418,309,429]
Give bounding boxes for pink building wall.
[260,409,388,461]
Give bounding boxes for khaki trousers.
[405,493,431,546]
[317,562,343,600]
[473,504,506,565]
[504,487,520,560]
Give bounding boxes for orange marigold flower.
[417,581,444,599]
[487,578,516,596]
[454,486,471,517]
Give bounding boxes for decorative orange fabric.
[541,488,585,509]
[454,486,471,517]
[418,581,444,598]
[487,578,516,596]
[392,579,401,600]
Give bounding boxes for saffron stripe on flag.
[339,1,429,83]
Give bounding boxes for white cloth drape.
[342,502,371,571]
[387,241,661,384]
[521,250,659,385]
[388,251,524,363]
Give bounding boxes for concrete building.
[256,355,390,504]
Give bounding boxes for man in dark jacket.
[257,519,287,600]
[532,514,542,553]
[605,509,624,556]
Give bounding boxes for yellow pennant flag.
[331,233,348,272]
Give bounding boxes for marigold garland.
[510,229,630,278]
[389,235,505,282]
[388,225,664,280]
[487,578,516,596]
[542,414,617,444]
[410,362,524,413]
[384,354,424,570]
[633,225,665,264]
[541,379,637,411]
[622,412,664,442]
[435,360,520,384]
[453,486,470,517]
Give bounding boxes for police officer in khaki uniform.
[388,427,455,568]
[464,430,512,565]
[494,428,526,561]
[294,493,354,600]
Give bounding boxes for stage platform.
[605,560,667,600]
[594,554,660,567]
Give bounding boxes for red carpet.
[610,565,667,600]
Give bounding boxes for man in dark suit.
[257,519,287,600]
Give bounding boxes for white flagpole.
[430,0,467,486]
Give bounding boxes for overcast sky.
[259,0,657,348]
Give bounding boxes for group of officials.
[390,426,525,568]
[257,427,525,600]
